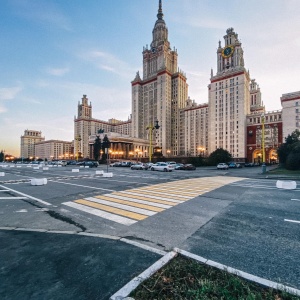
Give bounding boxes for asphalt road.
[0,163,299,298]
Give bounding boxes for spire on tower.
[157,0,163,20]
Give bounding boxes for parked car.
[174,163,184,170]
[84,161,98,168]
[217,163,229,170]
[236,163,243,168]
[120,161,132,167]
[130,163,148,170]
[228,162,237,168]
[150,162,174,172]
[182,164,196,170]
[244,163,254,167]
[146,162,154,169]
[166,161,177,166]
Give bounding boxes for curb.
[110,248,300,299]
[110,251,177,300]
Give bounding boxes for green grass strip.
[130,254,300,299]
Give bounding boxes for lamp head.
[154,120,160,130]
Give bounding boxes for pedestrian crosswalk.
[63,176,245,226]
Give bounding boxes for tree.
[101,134,111,161]
[0,151,4,162]
[93,136,102,161]
[208,148,232,165]
[277,129,300,169]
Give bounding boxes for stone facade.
[20,130,45,159]
[72,1,299,163]
[35,140,73,160]
[281,92,300,139]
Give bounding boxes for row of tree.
[277,129,300,170]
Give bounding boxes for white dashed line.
[284,219,300,224]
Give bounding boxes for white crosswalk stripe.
[63,176,246,226]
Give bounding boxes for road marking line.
[291,199,300,201]
[118,191,183,203]
[87,196,161,214]
[63,201,137,225]
[0,184,52,206]
[102,194,172,209]
[67,176,246,225]
[0,197,28,200]
[135,189,191,199]
[50,180,115,192]
[75,199,148,221]
[284,219,300,224]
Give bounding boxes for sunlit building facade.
[20,130,45,159]
[35,140,73,161]
[72,1,299,163]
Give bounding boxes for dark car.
[182,164,196,170]
[84,161,98,168]
[228,163,237,168]
[244,163,254,167]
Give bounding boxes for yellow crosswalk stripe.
[67,176,247,225]
[94,195,164,212]
[112,192,178,206]
[75,199,147,220]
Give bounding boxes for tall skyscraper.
[131,0,188,156]
[208,28,253,159]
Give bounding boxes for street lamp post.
[75,135,82,161]
[166,149,171,157]
[198,146,205,157]
[261,114,266,174]
[129,151,133,161]
[135,149,139,162]
[146,120,160,163]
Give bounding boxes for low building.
[281,91,300,140]
[35,140,73,160]
[20,130,45,159]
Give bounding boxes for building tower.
[74,95,92,159]
[208,28,251,161]
[131,0,188,156]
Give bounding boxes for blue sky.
[1,0,299,156]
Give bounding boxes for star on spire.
[157,0,164,20]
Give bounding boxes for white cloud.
[79,50,135,79]
[0,105,7,113]
[0,86,22,101]
[46,67,70,76]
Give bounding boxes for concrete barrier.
[72,169,80,173]
[43,167,49,170]
[103,172,113,178]
[79,166,84,168]
[85,166,89,169]
[30,178,47,186]
[10,165,15,168]
[0,172,5,176]
[17,166,22,168]
[33,167,40,170]
[96,170,104,175]
[276,180,297,190]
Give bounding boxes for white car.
[150,162,174,172]
[217,163,229,170]
[131,163,148,170]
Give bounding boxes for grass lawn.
[268,167,300,176]
[130,254,300,300]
